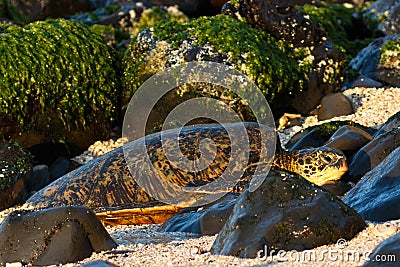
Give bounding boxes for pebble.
[279,87,400,147]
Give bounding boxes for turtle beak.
[336,156,349,174]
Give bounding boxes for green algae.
[0,142,32,191]
[300,2,374,61]
[123,14,315,111]
[0,19,119,141]
[0,0,28,24]
[131,6,189,38]
[380,38,400,69]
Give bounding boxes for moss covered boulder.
[300,2,375,61]
[0,19,119,151]
[0,142,32,210]
[123,12,345,124]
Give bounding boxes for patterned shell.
[27,122,276,212]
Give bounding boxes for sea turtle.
[26,122,348,226]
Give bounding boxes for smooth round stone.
[0,206,116,265]
[317,93,355,121]
[324,125,372,151]
[49,156,70,180]
[27,165,51,192]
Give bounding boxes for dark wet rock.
[321,181,352,196]
[346,35,400,88]
[28,165,51,192]
[211,0,228,9]
[79,260,118,267]
[317,93,355,121]
[221,0,325,47]
[220,0,345,114]
[9,0,94,21]
[210,171,366,258]
[27,142,71,167]
[286,121,375,151]
[324,125,372,152]
[0,143,32,210]
[343,147,400,222]
[363,0,400,36]
[373,111,400,138]
[49,156,70,181]
[161,194,238,235]
[363,232,400,267]
[347,128,400,183]
[0,206,116,265]
[147,0,199,15]
[347,74,384,89]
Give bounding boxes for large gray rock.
[347,128,400,182]
[0,206,116,265]
[210,171,366,258]
[324,125,372,152]
[363,232,400,266]
[373,111,400,138]
[343,147,400,222]
[346,35,400,88]
[363,0,400,36]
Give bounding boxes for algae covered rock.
[0,206,117,265]
[300,2,375,60]
[130,5,188,38]
[346,34,400,88]
[222,0,326,47]
[210,170,366,258]
[0,19,119,150]
[123,13,340,120]
[0,142,32,210]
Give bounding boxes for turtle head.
[294,147,348,186]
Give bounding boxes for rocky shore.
[1,86,399,266]
[1,0,400,266]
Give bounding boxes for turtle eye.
[323,155,332,162]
